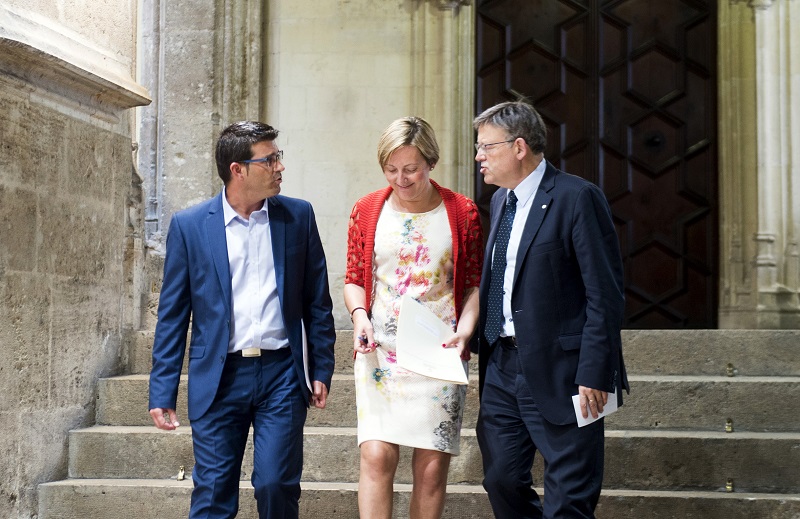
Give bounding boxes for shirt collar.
[221,187,268,226]
[509,157,547,208]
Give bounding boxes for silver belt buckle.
[241,347,261,357]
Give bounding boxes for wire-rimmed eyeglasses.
[474,139,515,154]
[242,150,284,168]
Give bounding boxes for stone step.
[38,479,800,519]
[127,330,365,376]
[127,329,800,377]
[98,373,800,432]
[621,329,800,376]
[68,426,800,493]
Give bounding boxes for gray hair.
[473,101,547,154]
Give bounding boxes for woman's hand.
[443,331,471,361]
[352,310,376,357]
[446,287,478,362]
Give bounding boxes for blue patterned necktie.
[484,190,517,345]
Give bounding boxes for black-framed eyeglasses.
[474,139,515,154]
[242,150,284,168]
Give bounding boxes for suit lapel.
[268,196,286,308]
[512,162,556,289]
[206,193,232,313]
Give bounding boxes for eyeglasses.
[242,150,284,168]
[474,139,515,154]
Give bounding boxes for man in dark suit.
[148,121,336,518]
[473,101,628,518]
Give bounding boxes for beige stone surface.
[0,42,143,514]
[0,273,51,408]
[0,1,134,64]
[131,0,475,328]
[97,370,800,434]
[66,425,800,493]
[39,479,800,519]
[263,1,474,328]
[718,0,800,327]
[0,188,38,272]
[1,0,800,518]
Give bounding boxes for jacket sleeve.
[345,200,366,288]
[570,183,625,391]
[148,215,192,411]
[302,203,336,390]
[463,197,485,290]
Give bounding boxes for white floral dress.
[355,201,467,454]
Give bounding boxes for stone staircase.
[39,328,800,518]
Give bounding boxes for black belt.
[496,336,517,349]
[228,350,254,357]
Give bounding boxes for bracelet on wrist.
[350,306,367,322]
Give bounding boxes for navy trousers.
[476,342,604,519]
[189,348,307,519]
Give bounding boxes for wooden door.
[475,0,718,328]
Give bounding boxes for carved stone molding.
[137,0,263,247]
[215,0,264,126]
[436,0,471,10]
[411,1,475,195]
[749,0,775,10]
[729,0,776,10]
[0,5,150,121]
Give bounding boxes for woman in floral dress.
[344,116,484,519]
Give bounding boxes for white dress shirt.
[493,158,547,338]
[222,188,288,352]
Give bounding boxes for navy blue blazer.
[478,161,628,425]
[148,193,336,421]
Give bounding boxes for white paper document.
[395,294,469,385]
[300,319,312,391]
[572,390,618,427]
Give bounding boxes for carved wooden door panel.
[476,0,718,328]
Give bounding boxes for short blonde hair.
[377,116,440,169]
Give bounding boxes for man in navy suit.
[148,121,336,518]
[473,101,628,518]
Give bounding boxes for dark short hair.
[215,121,279,184]
[473,101,547,154]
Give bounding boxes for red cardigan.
[345,180,483,321]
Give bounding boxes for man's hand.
[311,381,328,409]
[150,407,180,430]
[578,386,608,419]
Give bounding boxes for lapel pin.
[542,205,547,209]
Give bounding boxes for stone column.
[719,0,800,327]
[138,0,265,253]
[411,1,475,196]
[265,0,475,327]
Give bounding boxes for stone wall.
[140,0,475,327]
[718,0,800,327]
[266,0,474,327]
[0,2,148,517]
